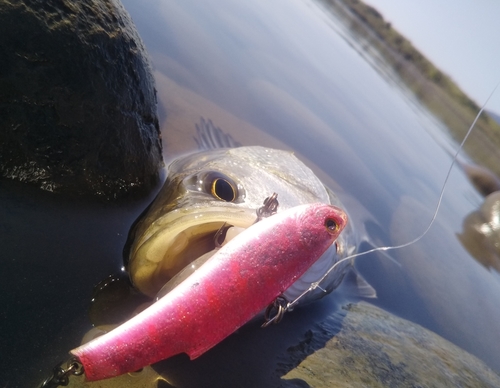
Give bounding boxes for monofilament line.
[289,82,500,309]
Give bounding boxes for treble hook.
[261,296,290,328]
[214,222,229,248]
[256,192,279,222]
[39,358,84,388]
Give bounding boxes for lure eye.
[325,218,339,234]
[204,172,238,202]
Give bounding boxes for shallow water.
[2,0,500,386]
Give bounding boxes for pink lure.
[71,203,348,381]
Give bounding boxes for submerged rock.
[281,302,500,387]
[0,0,162,199]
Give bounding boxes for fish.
[71,202,348,381]
[123,119,375,306]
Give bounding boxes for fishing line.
[289,82,500,308]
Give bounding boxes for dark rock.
[281,302,500,387]
[0,0,162,199]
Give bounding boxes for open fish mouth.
[128,206,257,297]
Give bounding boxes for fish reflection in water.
[123,118,375,306]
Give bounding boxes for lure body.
[71,203,347,381]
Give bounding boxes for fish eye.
[204,172,238,202]
[325,218,339,233]
[211,177,236,202]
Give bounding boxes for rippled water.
[2,0,500,386]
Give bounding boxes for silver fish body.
[125,145,361,305]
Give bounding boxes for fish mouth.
[129,207,257,297]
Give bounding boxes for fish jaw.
[128,206,257,297]
[71,203,347,381]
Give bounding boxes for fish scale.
[71,203,347,381]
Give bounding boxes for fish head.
[125,146,355,298]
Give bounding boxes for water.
[2,0,500,386]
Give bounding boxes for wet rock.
[460,162,500,197]
[457,191,500,272]
[0,0,162,199]
[281,302,500,387]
